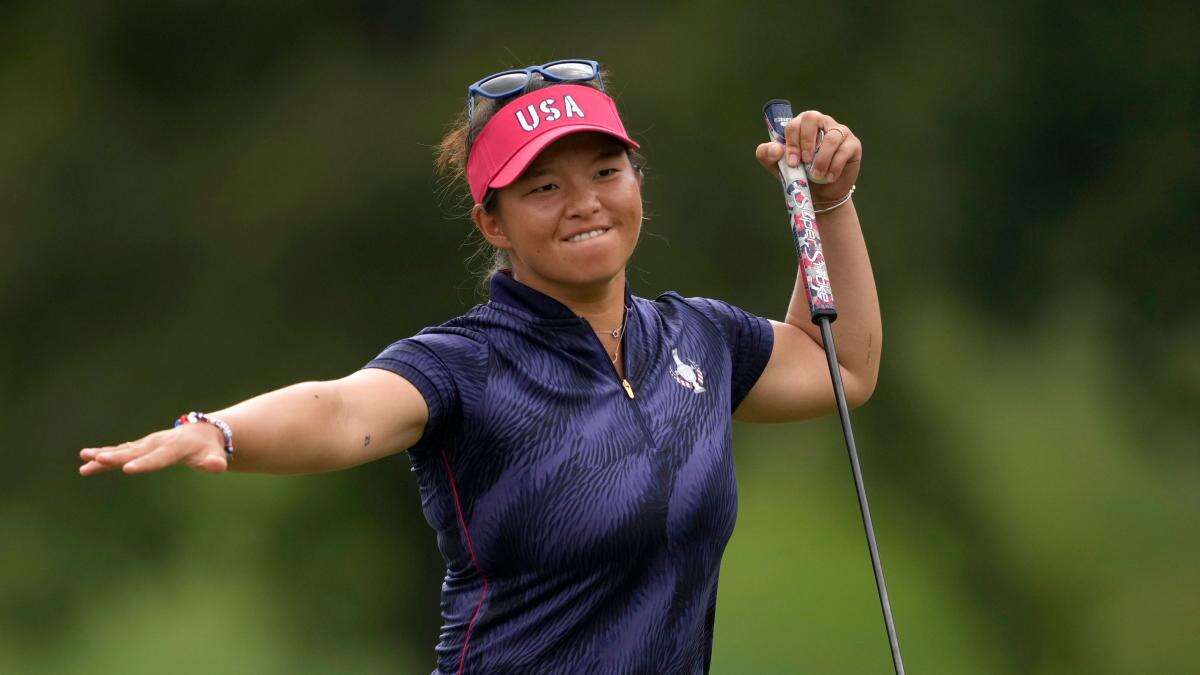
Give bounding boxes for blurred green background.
[3,1,1197,673]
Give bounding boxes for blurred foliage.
[2,1,1197,673]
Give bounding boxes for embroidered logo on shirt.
[670,348,707,394]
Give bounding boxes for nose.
[564,182,602,219]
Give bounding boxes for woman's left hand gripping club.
[754,109,862,204]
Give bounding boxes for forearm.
[209,380,356,475]
[784,200,882,389]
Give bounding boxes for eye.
[597,167,620,178]
[528,183,557,195]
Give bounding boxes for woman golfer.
[80,59,880,674]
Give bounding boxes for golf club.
[763,98,905,675]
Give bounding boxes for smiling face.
[472,132,643,295]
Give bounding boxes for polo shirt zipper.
[585,328,656,449]
[585,328,636,398]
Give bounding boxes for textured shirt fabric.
[362,269,775,675]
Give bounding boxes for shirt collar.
[488,268,634,321]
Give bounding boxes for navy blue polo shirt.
[362,268,774,674]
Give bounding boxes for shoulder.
[648,291,737,337]
[647,290,710,317]
[649,291,774,362]
[398,305,491,348]
[368,306,492,374]
[417,316,490,349]
[362,306,494,422]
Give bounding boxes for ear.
[471,202,513,251]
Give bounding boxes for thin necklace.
[592,304,631,338]
[594,305,630,364]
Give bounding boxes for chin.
[564,263,623,287]
[551,254,628,288]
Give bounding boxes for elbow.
[844,336,881,410]
[834,330,881,411]
[843,368,878,410]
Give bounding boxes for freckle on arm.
[363,434,371,447]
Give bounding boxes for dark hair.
[434,68,645,298]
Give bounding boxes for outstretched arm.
[79,368,430,476]
[735,110,881,423]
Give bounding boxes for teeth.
[567,228,607,243]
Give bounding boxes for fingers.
[809,122,858,182]
[820,131,862,184]
[755,141,785,179]
[79,430,171,476]
[89,440,153,467]
[123,443,190,474]
[785,110,826,167]
[80,425,230,476]
[809,132,841,181]
[764,110,862,187]
[79,459,119,476]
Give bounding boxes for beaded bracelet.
[813,184,856,214]
[174,411,234,462]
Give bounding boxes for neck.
[511,266,628,331]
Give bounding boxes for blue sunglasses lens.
[543,61,596,80]
[478,72,529,97]
[471,62,599,111]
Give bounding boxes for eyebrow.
[522,145,625,181]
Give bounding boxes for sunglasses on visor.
[466,59,604,119]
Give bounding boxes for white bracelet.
[813,184,856,214]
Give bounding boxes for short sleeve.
[681,296,775,413]
[361,327,489,454]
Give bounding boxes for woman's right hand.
[79,423,229,476]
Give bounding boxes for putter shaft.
[819,317,904,675]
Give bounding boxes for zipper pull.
[622,379,635,399]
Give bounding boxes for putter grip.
[763,99,838,323]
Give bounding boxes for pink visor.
[466,84,639,204]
